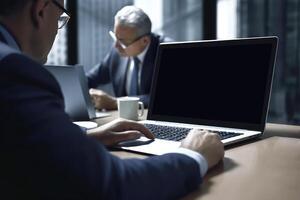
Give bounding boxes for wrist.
[174,147,208,177]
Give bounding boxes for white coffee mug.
[117,97,144,121]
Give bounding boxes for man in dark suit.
[87,6,170,110]
[0,0,224,199]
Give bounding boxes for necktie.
[129,57,140,95]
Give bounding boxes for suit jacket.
[87,33,169,107]
[0,35,201,199]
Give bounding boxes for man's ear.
[30,0,49,28]
[142,35,151,45]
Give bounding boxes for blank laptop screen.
[45,65,96,121]
[148,37,277,131]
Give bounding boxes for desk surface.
[96,110,300,200]
[183,136,300,200]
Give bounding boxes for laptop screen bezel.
[147,36,278,132]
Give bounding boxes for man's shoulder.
[150,32,173,43]
[0,45,41,75]
[0,42,36,71]
[0,42,20,61]
[0,42,44,74]
[101,46,122,62]
[0,44,61,95]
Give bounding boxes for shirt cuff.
[171,147,208,177]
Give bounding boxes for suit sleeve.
[0,54,202,200]
[86,49,114,88]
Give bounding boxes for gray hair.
[114,6,152,38]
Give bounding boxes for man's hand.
[89,88,117,110]
[87,118,155,146]
[180,129,224,169]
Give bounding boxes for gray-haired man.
[87,6,171,110]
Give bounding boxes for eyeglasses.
[51,0,71,29]
[109,31,148,49]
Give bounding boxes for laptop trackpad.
[119,138,181,155]
[118,137,154,147]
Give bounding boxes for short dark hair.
[0,0,30,17]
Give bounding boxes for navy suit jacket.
[0,37,201,199]
[87,33,169,107]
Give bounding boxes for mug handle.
[138,101,144,117]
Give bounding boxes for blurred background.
[47,0,300,126]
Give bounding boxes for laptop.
[45,65,110,121]
[119,36,278,155]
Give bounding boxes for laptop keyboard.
[143,123,243,141]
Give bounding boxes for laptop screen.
[148,37,277,131]
[45,65,96,121]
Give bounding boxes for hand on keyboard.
[87,118,155,146]
[180,129,224,169]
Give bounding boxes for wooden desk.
[183,136,300,200]
[95,111,300,200]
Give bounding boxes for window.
[47,0,68,65]
[218,0,300,125]
[77,0,133,71]
[136,0,203,41]
[47,28,68,65]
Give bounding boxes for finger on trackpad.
[118,137,154,147]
